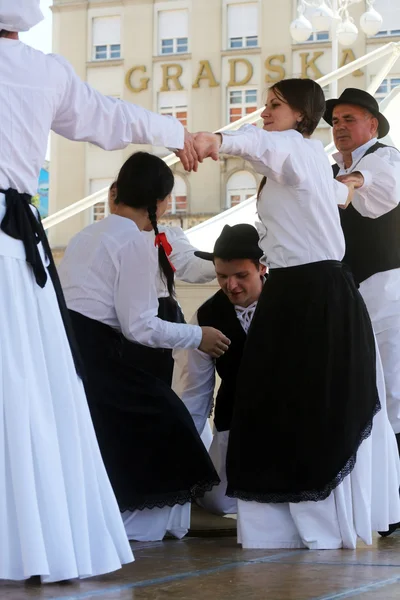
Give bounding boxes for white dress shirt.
[59,215,202,350]
[144,226,217,298]
[220,126,347,269]
[333,137,400,331]
[0,39,183,196]
[173,302,257,435]
[333,138,400,218]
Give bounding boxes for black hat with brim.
[194,224,263,262]
[323,87,390,139]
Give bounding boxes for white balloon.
[289,14,313,43]
[337,18,358,46]
[360,7,383,36]
[310,2,334,32]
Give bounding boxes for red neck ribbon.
[154,232,176,272]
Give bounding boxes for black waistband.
[269,259,344,274]
[0,187,84,378]
[0,188,48,287]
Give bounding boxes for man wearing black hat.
[324,88,400,445]
[325,89,400,537]
[173,224,266,515]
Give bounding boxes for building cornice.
[87,58,124,68]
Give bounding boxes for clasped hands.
[175,131,222,172]
[336,171,364,210]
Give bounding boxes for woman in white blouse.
[108,182,216,386]
[0,0,204,583]
[59,151,229,542]
[194,78,400,550]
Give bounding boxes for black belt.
[0,188,84,378]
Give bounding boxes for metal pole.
[368,46,400,95]
[330,0,339,98]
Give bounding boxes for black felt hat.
[324,88,390,138]
[194,224,262,262]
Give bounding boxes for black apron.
[226,260,380,503]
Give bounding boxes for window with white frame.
[374,76,400,99]
[226,171,257,208]
[92,16,121,60]
[167,175,187,214]
[158,9,189,55]
[228,88,257,123]
[159,91,188,127]
[89,178,113,222]
[373,0,400,36]
[227,3,258,49]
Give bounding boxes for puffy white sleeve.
[172,312,216,434]
[50,54,184,151]
[351,147,400,218]
[164,227,216,283]
[220,125,306,186]
[114,236,202,349]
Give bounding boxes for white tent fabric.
[185,86,400,250]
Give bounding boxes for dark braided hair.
[115,152,176,297]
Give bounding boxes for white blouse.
[221,126,347,269]
[0,39,183,196]
[59,215,202,350]
[144,226,216,298]
[333,137,400,218]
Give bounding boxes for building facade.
[49,0,400,250]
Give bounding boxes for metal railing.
[42,41,400,231]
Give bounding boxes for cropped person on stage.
[193,78,400,550]
[59,152,228,542]
[173,224,266,516]
[108,182,216,386]
[0,0,206,583]
[324,90,400,536]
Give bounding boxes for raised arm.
[173,313,216,435]
[194,126,306,186]
[163,227,216,284]
[50,54,197,171]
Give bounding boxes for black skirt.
[69,310,219,512]
[123,296,185,386]
[226,260,380,504]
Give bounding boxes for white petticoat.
[0,198,133,582]
[197,427,237,516]
[122,503,191,541]
[237,339,400,550]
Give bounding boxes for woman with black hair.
[107,181,217,387]
[59,152,227,541]
[194,78,400,549]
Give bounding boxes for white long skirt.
[197,427,237,516]
[122,503,191,541]
[360,268,400,434]
[0,220,133,581]
[237,341,400,550]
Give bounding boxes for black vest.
[197,290,247,432]
[333,141,400,285]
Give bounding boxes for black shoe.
[378,522,400,537]
[25,576,41,586]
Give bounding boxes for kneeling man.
[173,224,266,515]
